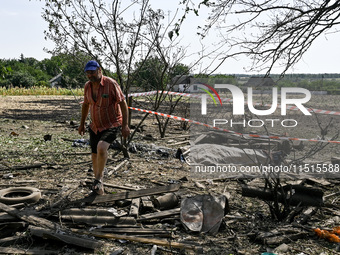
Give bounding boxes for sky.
[1,0,340,75]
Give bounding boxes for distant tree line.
[0,53,339,94]
[239,74,340,94]
[276,79,340,95]
[0,53,88,88]
[0,53,191,90]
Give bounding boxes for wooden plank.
[28,226,103,250]
[72,229,203,252]
[107,159,129,176]
[103,182,137,191]
[61,215,136,225]
[85,179,137,191]
[82,183,181,204]
[169,140,190,146]
[0,202,60,230]
[129,198,140,217]
[61,208,118,216]
[138,208,180,221]
[97,227,171,235]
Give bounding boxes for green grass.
[0,86,84,96]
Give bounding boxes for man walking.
[79,60,130,195]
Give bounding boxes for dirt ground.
[0,95,340,255]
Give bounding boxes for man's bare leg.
[91,141,110,195]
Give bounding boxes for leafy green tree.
[169,63,190,80]
[133,57,190,91]
[10,71,37,88]
[39,53,89,88]
[0,62,12,80]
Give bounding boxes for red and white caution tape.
[127,91,158,97]
[128,106,340,144]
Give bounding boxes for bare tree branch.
[175,0,340,75]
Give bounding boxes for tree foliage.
[42,0,194,95]
[0,53,89,88]
[133,56,190,90]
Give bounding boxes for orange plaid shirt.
[83,76,125,134]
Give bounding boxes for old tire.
[0,187,41,205]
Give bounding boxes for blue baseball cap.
[84,60,100,72]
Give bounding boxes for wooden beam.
[0,202,60,230]
[96,227,171,235]
[61,215,136,225]
[129,198,140,217]
[138,208,180,221]
[29,226,103,250]
[107,159,129,176]
[103,182,137,191]
[72,229,203,252]
[82,183,181,204]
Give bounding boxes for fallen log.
[28,225,104,250]
[82,183,181,204]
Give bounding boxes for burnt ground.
[0,95,339,255]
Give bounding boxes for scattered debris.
[241,185,324,206]
[180,194,229,235]
[0,187,41,205]
[1,96,340,254]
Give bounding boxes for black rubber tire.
[0,187,41,205]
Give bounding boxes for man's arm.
[78,102,90,136]
[119,100,130,138]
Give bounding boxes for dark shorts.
[89,127,121,154]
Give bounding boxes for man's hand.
[78,124,86,136]
[121,124,130,138]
